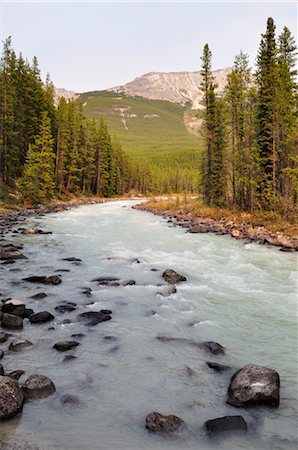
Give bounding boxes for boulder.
[146,411,186,434]
[9,338,33,352]
[22,374,56,399]
[162,269,187,284]
[53,341,80,352]
[1,313,23,330]
[205,415,247,434]
[0,375,24,419]
[227,364,280,407]
[29,311,54,324]
[11,306,34,319]
[77,311,112,326]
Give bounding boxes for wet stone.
[29,311,54,324]
[205,415,248,434]
[9,338,33,352]
[146,411,186,434]
[23,374,56,400]
[53,341,80,352]
[0,376,24,419]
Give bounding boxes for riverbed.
[0,200,297,450]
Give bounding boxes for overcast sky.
[1,1,296,92]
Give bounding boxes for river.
[0,200,297,450]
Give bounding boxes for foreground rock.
[162,269,187,284]
[9,338,33,352]
[146,411,186,434]
[22,374,56,399]
[77,311,112,326]
[53,341,80,352]
[227,364,280,407]
[29,311,54,324]
[22,275,62,285]
[1,313,23,330]
[0,375,24,419]
[205,415,247,434]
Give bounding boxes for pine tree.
[20,112,55,203]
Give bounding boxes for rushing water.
[0,200,297,450]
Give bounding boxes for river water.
[0,200,297,450]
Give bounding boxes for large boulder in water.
[146,411,186,434]
[22,374,56,399]
[227,364,280,407]
[162,269,187,284]
[0,375,24,419]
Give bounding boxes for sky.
[1,1,297,92]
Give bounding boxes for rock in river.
[204,415,247,434]
[22,275,62,285]
[1,313,23,330]
[0,332,10,343]
[53,341,80,352]
[9,338,33,352]
[29,311,54,324]
[162,269,187,284]
[23,374,56,399]
[227,364,280,407]
[146,411,186,434]
[206,361,230,372]
[77,311,112,326]
[0,375,24,420]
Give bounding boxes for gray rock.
[227,364,280,407]
[205,415,247,434]
[9,338,33,352]
[53,341,80,352]
[0,349,3,360]
[146,411,186,434]
[162,269,187,284]
[23,374,56,399]
[29,311,54,323]
[22,275,61,285]
[0,332,10,343]
[1,313,23,330]
[77,311,112,326]
[199,341,225,355]
[206,361,230,372]
[0,375,24,419]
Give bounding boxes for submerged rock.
[206,361,230,372]
[29,311,54,324]
[22,275,62,285]
[199,341,225,355]
[0,332,10,343]
[77,311,112,326]
[162,269,187,284]
[55,303,76,313]
[9,338,33,352]
[205,415,247,434]
[227,364,280,407]
[31,292,47,300]
[0,375,24,420]
[0,350,3,360]
[62,257,82,262]
[1,313,23,330]
[53,341,80,352]
[146,411,186,434]
[23,374,56,399]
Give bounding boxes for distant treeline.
[0,37,132,203]
[200,17,297,214]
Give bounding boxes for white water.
[0,200,297,450]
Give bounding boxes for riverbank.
[134,198,298,251]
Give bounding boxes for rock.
[162,269,187,284]
[122,279,136,286]
[188,224,210,233]
[71,333,85,339]
[77,311,112,326]
[58,393,82,406]
[91,276,120,286]
[0,245,26,261]
[0,332,10,343]
[0,349,3,360]
[9,338,33,352]
[199,341,225,355]
[55,303,76,313]
[29,311,54,324]
[145,411,186,434]
[31,292,47,300]
[22,374,56,399]
[1,313,23,330]
[2,299,25,314]
[231,229,244,239]
[22,275,62,285]
[0,364,3,375]
[62,257,82,262]
[5,370,25,381]
[0,375,24,419]
[8,305,34,319]
[280,247,295,252]
[206,361,230,372]
[100,309,112,315]
[205,415,247,434]
[22,227,52,235]
[227,364,280,407]
[53,341,80,352]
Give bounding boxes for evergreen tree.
[20,112,55,203]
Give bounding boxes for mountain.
[54,88,79,105]
[109,68,231,109]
